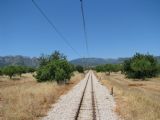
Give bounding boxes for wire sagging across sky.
[32,0,81,57]
[80,0,90,57]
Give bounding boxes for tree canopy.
[36,51,74,83]
[94,64,122,74]
[76,65,84,73]
[123,53,158,79]
[0,68,2,75]
[0,66,35,79]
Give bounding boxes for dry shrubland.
[0,72,84,120]
[96,72,160,120]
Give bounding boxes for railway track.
[75,71,98,120]
[42,71,119,120]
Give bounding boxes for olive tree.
[95,64,122,75]
[16,66,26,77]
[2,66,17,79]
[36,51,73,84]
[123,53,158,79]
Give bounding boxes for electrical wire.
[32,0,81,57]
[80,0,89,57]
[79,0,90,68]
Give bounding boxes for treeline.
[94,53,160,80]
[0,66,35,79]
[94,64,122,75]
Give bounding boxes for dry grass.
[96,72,160,120]
[0,72,84,120]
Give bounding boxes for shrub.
[49,50,66,61]
[158,64,160,74]
[38,54,50,67]
[76,65,84,73]
[36,51,73,84]
[26,67,36,73]
[36,66,51,82]
[0,68,2,76]
[55,68,66,84]
[95,65,105,72]
[113,64,123,72]
[38,51,66,68]
[123,53,158,79]
[104,64,114,75]
[57,60,73,80]
[95,64,122,75]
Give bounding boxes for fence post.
[110,86,113,95]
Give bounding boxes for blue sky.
[0,0,160,60]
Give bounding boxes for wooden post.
[110,86,113,95]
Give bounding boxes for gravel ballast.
[42,71,119,120]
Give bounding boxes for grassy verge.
[0,72,84,120]
[96,72,160,120]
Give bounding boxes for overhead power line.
[32,0,81,57]
[80,0,89,57]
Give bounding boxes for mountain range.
[0,56,39,67]
[70,58,129,67]
[0,56,159,67]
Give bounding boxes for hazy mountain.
[70,58,129,67]
[70,57,160,67]
[0,55,159,68]
[0,56,39,67]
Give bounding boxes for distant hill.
[0,56,39,67]
[70,57,160,67]
[70,57,129,67]
[0,55,159,68]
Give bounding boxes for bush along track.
[123,53,159,80]
[36,51,74,84]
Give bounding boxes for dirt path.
[42,71,119,120]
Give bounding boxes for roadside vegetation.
[0,51,84,120]
[158,64,160,75]
[36,51,74,83]
[94,64,122,75]
[97,72,160,120]
[123,53,159,80]
[0,66,35,79]
[0,72,84,120]
[75,65,84,73]
[95,53,160,120]
[95,53,159,80]
[0,68,2,76]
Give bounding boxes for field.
[96,72,160,120]
[0,72,84,120]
